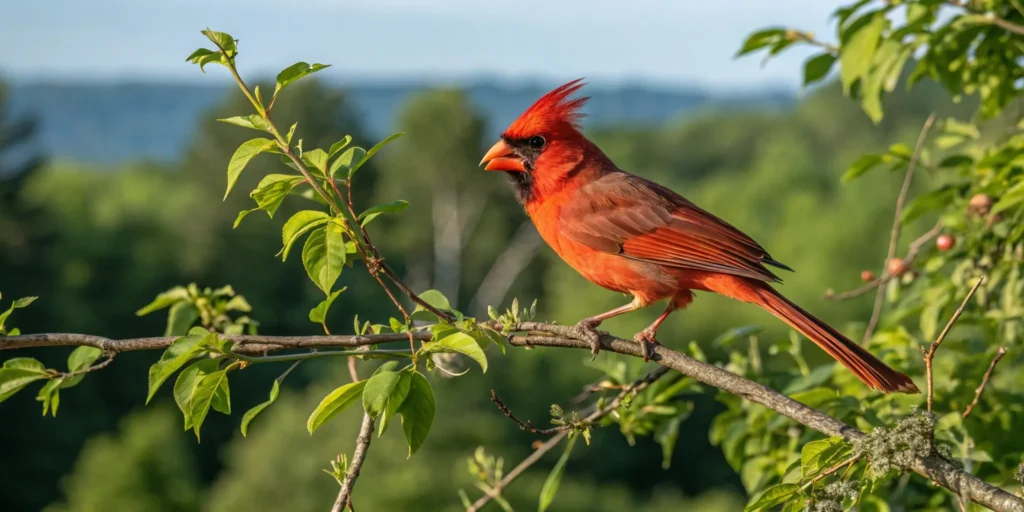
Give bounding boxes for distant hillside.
[8,81,793,164]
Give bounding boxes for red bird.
[479,80,918,394]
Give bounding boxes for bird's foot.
[633,328,660,362]
[571,319,604,360]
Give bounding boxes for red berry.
[936,234,955,252]
[969,193,992,214]
[860,270,875,282]
[887,258,907,277]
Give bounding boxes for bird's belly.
[541,226,679,305]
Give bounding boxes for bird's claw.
[633,328,660,362]
[571,320,603,361]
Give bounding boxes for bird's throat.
[504,171,534,205]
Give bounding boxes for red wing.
[558,172,789,282]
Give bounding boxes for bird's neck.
[525,139,613,206]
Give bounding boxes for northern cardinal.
[479,80,918,394]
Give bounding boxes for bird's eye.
[528,136,546,149]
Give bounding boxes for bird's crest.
[504,79,589,139]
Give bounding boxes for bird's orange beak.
[479,140,526,172]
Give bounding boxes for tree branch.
[489,390,570,435]
[863,113,937,342]
[333,413,375,512]
[962,346,1007,420]
[0,332,433,353]
[466,366,670,512]
[947,0,1024,36]
[925,276,985,413]
[5,321,1020,510]
[824,220,942,301]
[501,322,1024,512]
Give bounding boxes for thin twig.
[925,276,985,413]
[333,347,368,512]
[789,30,839,54]
[947,0,1024,36]
[863,113,937,343]
[962,346,1008,419]
[52,353,116,379]
[825,221,942,301]
[332,413,375,512]
[489,390,571,435]
[799,455,862,494]
[466,366,670,512]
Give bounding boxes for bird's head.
[479,79,595,204]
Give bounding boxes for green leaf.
[274,62,331,97]
[358,200,409,226]
[801,439,835,475]
[842,154,885,182]
[280,210,330,261]
[224,295,251,312]
[992,180,1024,215]
[211,373,231,415]
[135,286,190,316]
[218,114,272,132]
[185,48,218,71]
[164,301,199,337]
[190,368,230,441]
[803,53,837,86]
[654,403,693,469]
[801,437,851,477]
[398,371,435,456]
[329,146,361,177]
[328,136,353,160]
[301,148,329,174]
[378,371,412,437]
[0,358,49,404]
[251,174,305,218]
[225,138,275,200]
[839,13,885,93]
[348,133,404,179]
[233,208,258,229]
[60,346,103,389]
[735,27,786,57]
[67,346,102,372]
[173,358,219,430]
[201,29,236,55]
[147,330,211,403]
[362,370,402,418]
[302,221,347,294]
[36,377,63,417]
[0,296,38,331]
[433,332,488,372]
[745,483,801,512]
[859,38,900,123]
[538,433,577,512]
[308,380,367,434]
[309,288,346,324]
[413,289,451,315]
[241,379,281,437]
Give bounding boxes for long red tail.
[754,286,919,394]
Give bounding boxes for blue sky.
[1,0,841,90]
